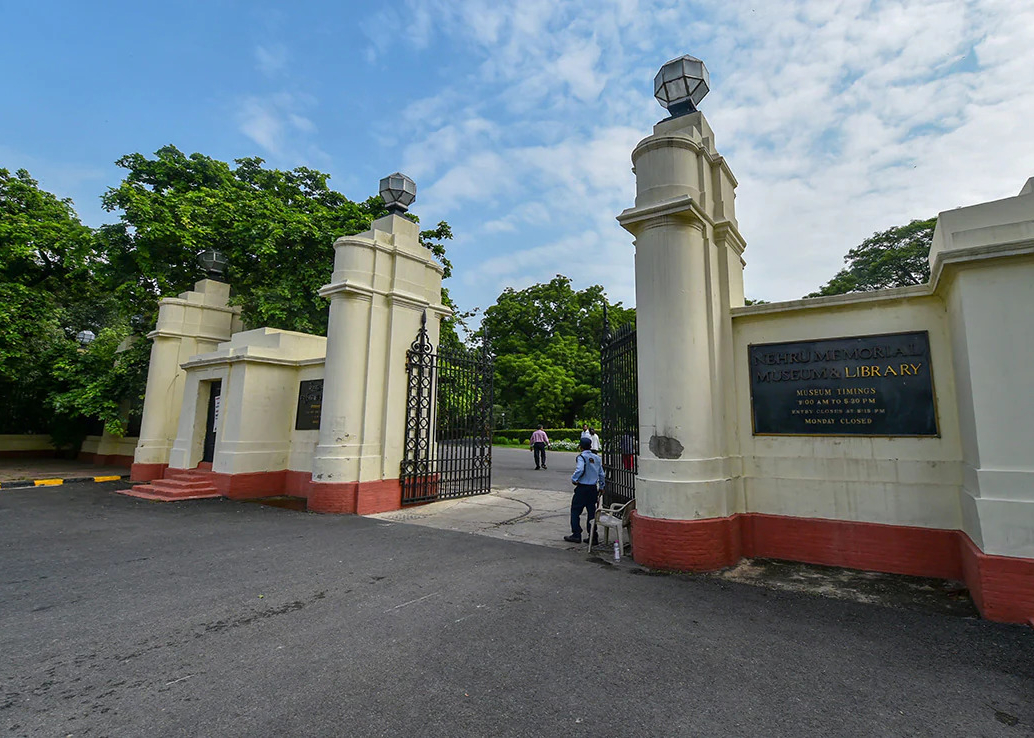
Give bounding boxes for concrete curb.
[0,474,130,490]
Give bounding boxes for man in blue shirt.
[564,437,606,544]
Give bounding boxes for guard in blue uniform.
[564,437,606,543]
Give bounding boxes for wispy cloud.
[366,0,1034,310]
[255,44,288,76]
[237,92,325,164]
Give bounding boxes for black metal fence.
[0,383,50,435]
[600,318,638,504]
[399,313,494,505]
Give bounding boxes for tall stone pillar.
[617,56,748,569]
[931,178,1034,622]
[130,280,240,481]
[309,200,449,514]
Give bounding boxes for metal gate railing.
[600,310,638,504]
[399,312,494,505]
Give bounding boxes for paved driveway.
[2,482,1032,737]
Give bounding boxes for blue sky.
[3,0,1032,318]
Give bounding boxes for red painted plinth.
[631,512,741,571]
[211,470,286,499]
[307,479,402,515]
[285,470,312,497]
[632,511,1034,625]
[742,513,962,580]
[960,535,1034,626]
[129,462,167,482]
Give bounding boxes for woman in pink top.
[530,425,550,470]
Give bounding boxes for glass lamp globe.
[379,172,417,214]
[76,330,96,346]
[654,55,710,117]
[197,248,229,280]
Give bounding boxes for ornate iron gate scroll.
[400,313,494,505]
[600,312,638,504]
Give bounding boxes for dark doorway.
[203,380,222,463]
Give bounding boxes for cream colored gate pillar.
[309,186,449,514]
[130,279,240,481]
[617,56,748,569]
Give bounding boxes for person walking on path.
[589,427,601,453]
[530,425,550,470]
[564,437,606,544]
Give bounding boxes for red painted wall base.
[130,462,167,482]
[307,479,402,515]
[631,511,1034,625]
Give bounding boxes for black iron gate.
[600,312,638,504]
[400,313,494,505]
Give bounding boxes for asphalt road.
[2,482,1032,737]
[492,444,579,491]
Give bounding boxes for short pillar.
[308,214,449,514]
[130,280,240,481]
[618,94,747,570]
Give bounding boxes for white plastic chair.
[587,496,635,555]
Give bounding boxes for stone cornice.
[617,195,711,235]
[180,354,326,370]
[318,280,449,319]
[730,284,934,318]
[146,329,235,342]
[929,237,1034,292]
[713,221,747,256]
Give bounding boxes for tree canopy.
[0,149,454,443]
[480,276,634,428]
[807,218,936,297]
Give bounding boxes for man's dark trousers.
[570,483,598,540]
[533,442,546,469]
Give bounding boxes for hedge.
[492,428,586,445]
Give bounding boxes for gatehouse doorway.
[202,380,221,464]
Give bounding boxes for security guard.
[564,437,606,543]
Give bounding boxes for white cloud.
[363,0,1034,311]
[255,44,288,76]
[236,92,327,165]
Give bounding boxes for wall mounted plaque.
[749,331,938,436]
[295,379,324,431]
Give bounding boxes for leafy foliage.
[1,150,454,444]
[481,276,634,427]
[807,218,936,297]
[101,146,389,335]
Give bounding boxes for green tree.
[0,168,113,438]
[100,146,388,335]
[480,276,634,427]
[807,218,936,297]
[1,150,456,441]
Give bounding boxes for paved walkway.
[0,457,129,482]
[371,486,583,551]
[2,481,1030,736]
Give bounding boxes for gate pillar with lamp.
[130,251,242,482]
[308,174,452,514]
[616,55,747,569]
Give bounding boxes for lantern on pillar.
[654,55,710,118]
[379,172,417,215]
[196,248,229,280]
